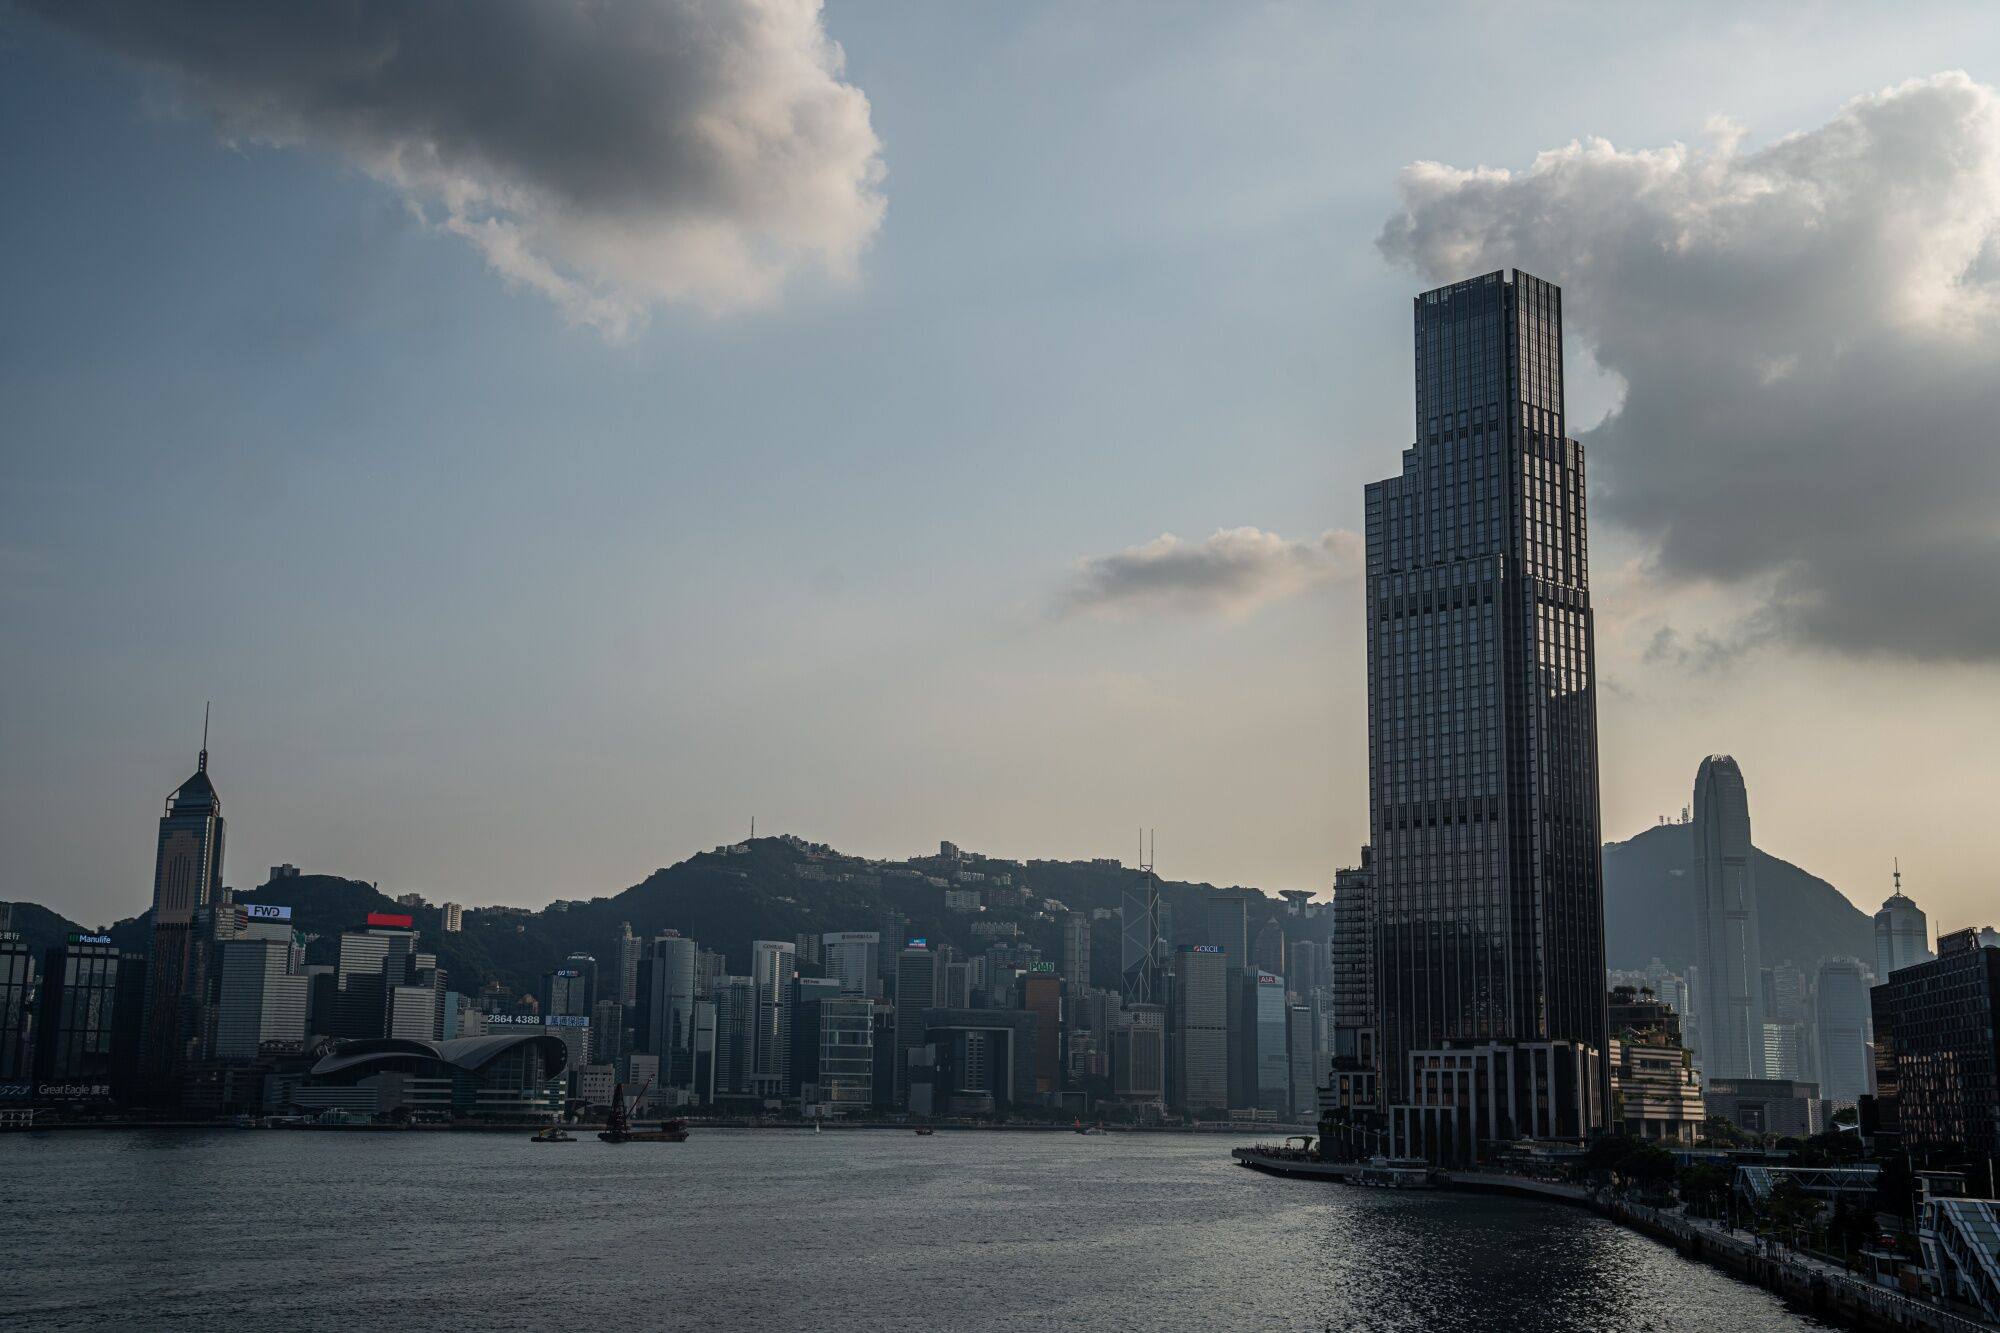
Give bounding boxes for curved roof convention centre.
[309,1034,570,1081]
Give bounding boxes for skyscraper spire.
[199,701,210,773]
[1893,856,1901,894]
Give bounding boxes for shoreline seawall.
[1231,1150,1994,1333]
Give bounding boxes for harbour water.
[3,1129,1828,1330]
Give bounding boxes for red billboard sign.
[365,912,414,929]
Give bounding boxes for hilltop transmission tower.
[1120,828,1160,1006]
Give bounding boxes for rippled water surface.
[4,1129,1828,1330]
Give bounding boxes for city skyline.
[7,7,2000,936]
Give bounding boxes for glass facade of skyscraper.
[1364,270,1607,1122]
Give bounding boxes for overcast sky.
[5,2,1998,935]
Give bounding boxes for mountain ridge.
[6,824,1881,997]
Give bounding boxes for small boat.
[597,1080,690,1143]
[1074,1118,1101,1135]
[814,1119,822,1134]
[531,1124,575,1143]
[913,1126,935,1136]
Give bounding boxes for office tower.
[943,960,971,1009]
[1874,874,1933,981]
[1170,945,1229,1114]
[694,948,726,998]
[1692,755,1765,1080]
[1062,914,1091,999]
[615,922,641,1007]
[1761,1021,1805,1080]
[1871,927,2000,1160]
[689,1000,718,1103]
[1120,869,1160,1006]
[1813,957,1872,1105]
[818,996,876,1112]
[0,930,35,1082]
[591,997,626,1066]
[878,910,908,985]
[214,925,307,1061]
[1287,939,1323,1001]
[332,924,419,1040]
[109,957,148,1103]
[1365,271,1608,1153]
[1763,962,1807,1025]
[1112,1005,1166,1103]
[1205,894,1248,962]
[822,932,882,998]
[923,1010,1039,1113]
[793,932,823,971]
[893,942,940,1106]
[140,735,227,1099]
[791,976,842,1097]
[749,940,796,1099]
[1253,918,1285,978]
[1235,970,1290,1116]
[869,1004,899,1110]
[639,933,697,1092]
[440,990,479,1040]
[545,954,596,1019]
[1023,971,1061,1096]
[1287,1003,1317,1119]
[33,935,120,1090]
[710,976,757,1098]
[440,903,463,933]
[386,984,439,1040]
[1328,851,1375,1070]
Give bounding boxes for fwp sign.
[246,904,292,922]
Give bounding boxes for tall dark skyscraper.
[139,732,227,1101]
[1364,270,1608,1152]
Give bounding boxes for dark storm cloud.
[28,0,886,338]
[1055,527,1362,620]
[1379,72,2000,663]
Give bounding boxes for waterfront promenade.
[1232,1148,1998,1333]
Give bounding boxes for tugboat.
[597,1080,690,1144]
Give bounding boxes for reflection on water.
[4,1129,1826,1331]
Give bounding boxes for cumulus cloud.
[1056,527,1362,620]
[30,0,886,339]
[1378,71,2000,663]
